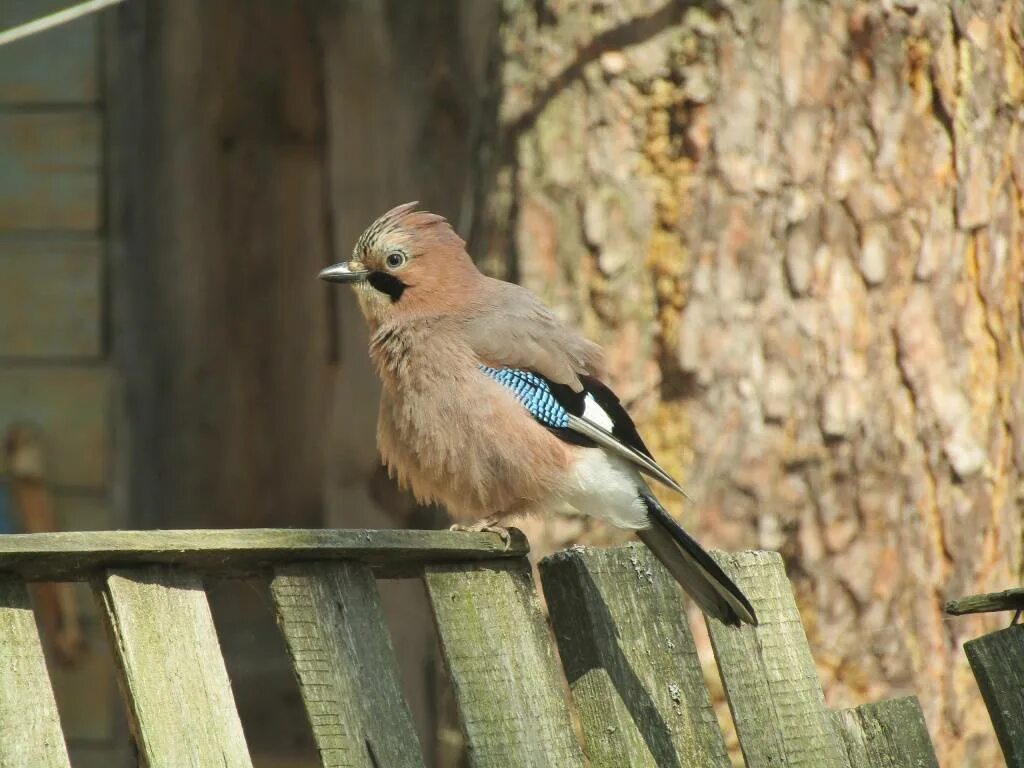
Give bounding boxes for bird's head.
[319,202,479,328]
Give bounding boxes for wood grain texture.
[0,112,99,231]
[0,240,102,358]
[965,624,1024,767]
[831,697,939,768]
[0,575,71,768]
[0,528,528,581]
[424,558,585,768]
[0,366,109,490]
[95,566,252,768]
[539,543,729,768]
[271,562,424,768]
[0,0,97,104]
[104,0,329,529]
[705,551,848,768]
[831,709,871,768]
[947,588,1024,616]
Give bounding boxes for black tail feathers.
[636,488,757,627]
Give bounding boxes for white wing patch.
[582,393,615,431]
[566,415,692,500]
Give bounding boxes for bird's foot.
[449,522,512,551]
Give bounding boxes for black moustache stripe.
[368,271,407,302]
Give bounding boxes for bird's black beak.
[318,262,369,283]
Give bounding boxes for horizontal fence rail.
[0,528,527,580]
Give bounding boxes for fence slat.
[0,528,526,581]
[539,543,730,768]
[0,575,71,768]
[424,558,586,768]
[831,709,871,768]
[705,550,848,768]
[831,697,938,768]
[270,562,424,768]
[95,567,252,768]
[965,623,1024,767]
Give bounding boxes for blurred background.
[0,0,1021,766]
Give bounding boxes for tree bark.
[476,1,1024,765]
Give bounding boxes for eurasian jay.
[320,203,757,626]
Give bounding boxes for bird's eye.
[385,251,406,269]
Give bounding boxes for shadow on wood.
[540,544,728,768]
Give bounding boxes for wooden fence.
[0,529,941,767]
[948,588,1024,768]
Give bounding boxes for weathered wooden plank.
[0,366,109,489]
[705,550,848,768]
[947,587,1024,616]
[0,112,100,232]
[831,708,871,768]
[104,0,330,532]
[0,0,97,104]
[95,566,252,767]
[0,241,102,357]
[539,543,730,768]
[0,528,528,581]
[965,623,1024,767]
[0,575,72,768]
[271,562,424,768]
[831,697,938,768]
[424,558,586,768]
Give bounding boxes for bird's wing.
[464,280,602,392]
[479,366,689,499]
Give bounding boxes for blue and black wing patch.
[476,366,572,429]
[478,365,688,496]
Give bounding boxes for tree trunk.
[475,1,1023,765]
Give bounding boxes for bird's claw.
[449,522,513,551]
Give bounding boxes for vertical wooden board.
[424,558,586,768]
[0,113,100,232]
[705,551,848,768]
[104,0,331,531]
[831,709,871,768]
[0,575,71,768]
[0,0,97,104]
[831,697,938,768]
[966,624,1024,767]
[270,562,424,768]
[0,366,109,490]
[95,567,252,768]
[539,543,730,768]
[0,241,102,357]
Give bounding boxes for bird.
[319,202,757,626]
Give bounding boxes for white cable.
[0,0,127,48]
